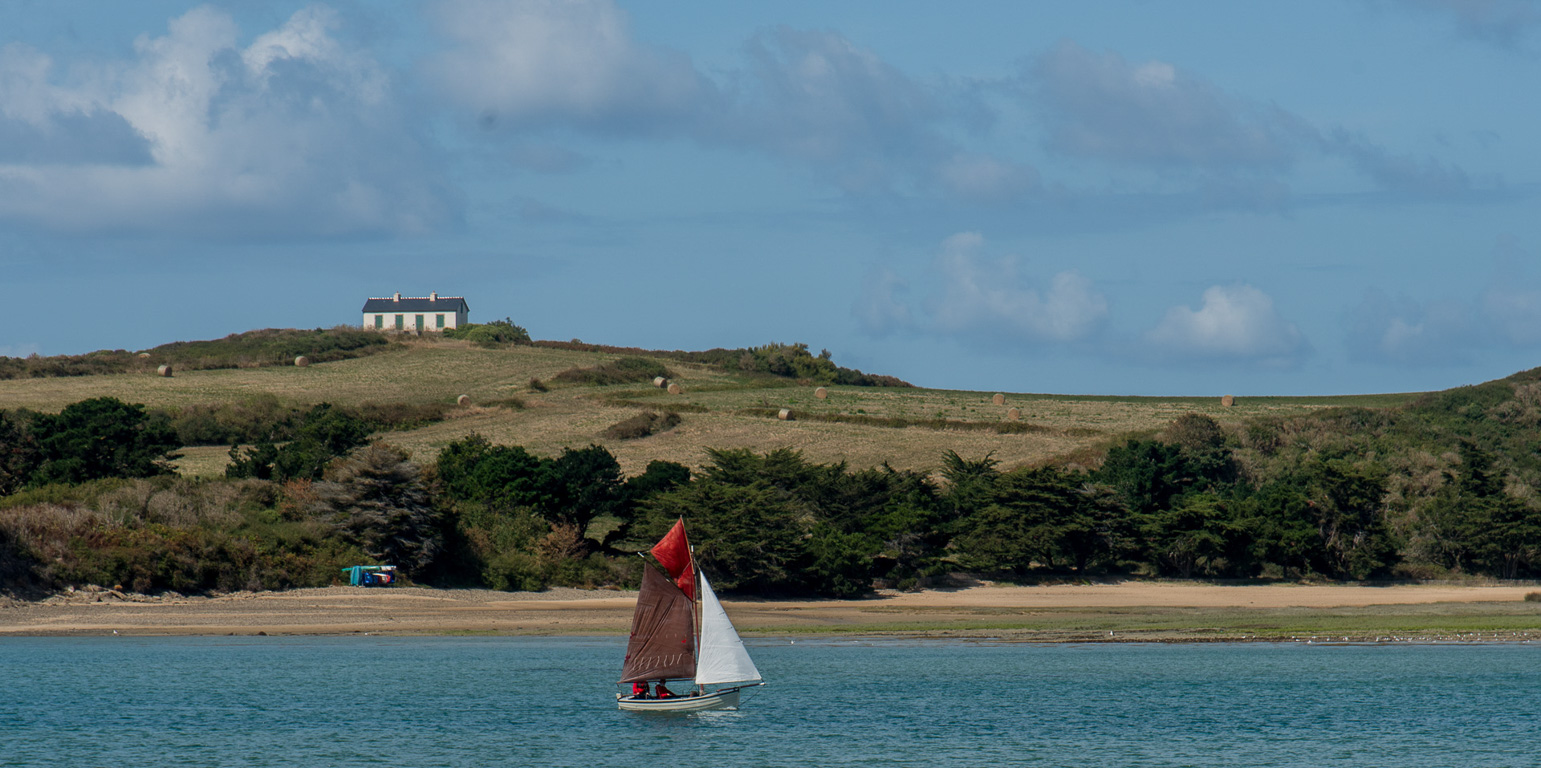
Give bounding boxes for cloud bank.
[0,6,452,238]
[1145,284,1308,366]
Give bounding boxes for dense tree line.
[6,368,1541,596]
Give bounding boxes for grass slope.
[0,336,1423,478]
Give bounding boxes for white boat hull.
[616,686,750,712]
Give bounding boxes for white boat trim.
[615,685,760,712]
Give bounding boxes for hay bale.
[294,355,311,367]
[814,387,829,400]
[457,394,471,406]
[667,383,683,395]
[1006,407,1021,421]
[137,352,151,359]
[778,408,794,421]
[992,393,1006,406]
[653,376,669,388]
[1220,395,1235,407]
[156,365,173,377]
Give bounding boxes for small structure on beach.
[342,565,398,587]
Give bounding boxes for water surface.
[2,637,1537,766]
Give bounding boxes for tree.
[1305,459,1397,580]
[311,443,443,573]
[1139,492,1241,578]
[1238,483,1322,578]
[542,444,626,533]
[0,410,39,496]
[226,403,373,482]
[1098,440,1194,518]
[639,482,811,595]
[29,397,179,485]
[433,433,548,505]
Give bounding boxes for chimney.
[430,292,438,301]
[393,292,401,302]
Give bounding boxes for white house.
[361,292,470,332]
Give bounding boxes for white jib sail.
[694,573,762,686]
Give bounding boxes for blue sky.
[3,0,1539,396]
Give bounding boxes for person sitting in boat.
[654,682,675,698]
[631,681,650,699]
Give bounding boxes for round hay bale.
[778,408,794,421]
[653,376,669,388]
[457,394,471,406]
[1006,407,1021,421]
[137,352,151,359]
[1220,395,1235,407]
[156,365,173,378]
[992,393,1006,406]
[667,383,683,395]
[814,387,828,400]
[294,355,311,367]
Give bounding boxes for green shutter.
[395,314,403,328]
[436,314,445,328]
[374,314,383,329]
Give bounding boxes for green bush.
[602,411,682,440]
[552,357,672,386]
[443,318,530,345]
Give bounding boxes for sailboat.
[617,519,763,712]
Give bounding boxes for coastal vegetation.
[0,327,391,380]
[3,328,1541,600]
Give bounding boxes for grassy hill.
[0,332,1418,478]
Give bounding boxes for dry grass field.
[0,337,1421,478]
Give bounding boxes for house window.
[374,314,383,329]
[436,314,445,329]
[395,314,404,328]
[415,314,424,329]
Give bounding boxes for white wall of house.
[361,312,464,331]
[361,297,468,332]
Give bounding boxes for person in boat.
[631,681,650,699]
[654,681,675,698]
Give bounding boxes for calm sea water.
[2,636,1538,767]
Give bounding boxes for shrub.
[552,357,672,387]
[602,411,682,440]
[444,318,530,346]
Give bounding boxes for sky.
[2,0,1540,396]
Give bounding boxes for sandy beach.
[4,581,1540,641]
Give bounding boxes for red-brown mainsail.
[619,565,696,683]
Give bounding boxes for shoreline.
[5,581,1541,643]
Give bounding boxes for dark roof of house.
[361,296,469,313]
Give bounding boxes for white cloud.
[1024,39,1473,200]
[1482,283,1541,346]
[1029,40,1306,169]
[0,6,452,237]
[934,153,1037,201]
[929,232,1107,343]
[1146,284,1307,365]
[425,7,1029,199]
[1345,265,1541,366]
[1393,0,1541,47]
[853,266,914,336]
[425,0,709,133]
[1345,290,1475,366]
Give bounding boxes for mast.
[691,543,702,693]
